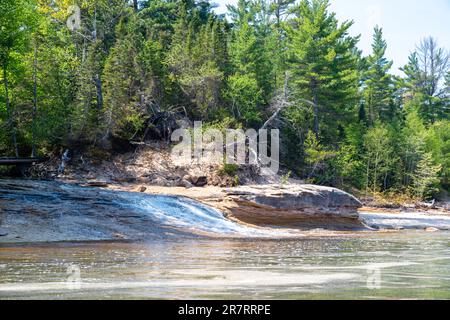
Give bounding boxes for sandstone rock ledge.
[117,183,366,231]
[214,185,364,230]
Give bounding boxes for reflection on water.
[1,231,449,300]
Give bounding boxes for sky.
[213,0,450,75]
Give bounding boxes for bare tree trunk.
[261,72,290,130]
[94,74,103,110]
[311,81,319,137]
[92,8,103,112]
[31,42,38,157]
[102,107,113,141]
[365,159,370,197]
[261,72,317,131]
[275,0,281,28]
[3,62,19,157]
[384,172,388,190]
[133,0,138,12]
[373,152,379,193]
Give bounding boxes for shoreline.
[73,179,450,232]
[0,178,449,245]
[359,206,450,216]
[93,180,450,217]
[0,178,367,244]
[3,176,449,218]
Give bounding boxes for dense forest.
[0,0,449,200]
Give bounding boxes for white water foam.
[116,193,295,238]
[0,272,359,293]
[360,212,450,230]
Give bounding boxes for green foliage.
[304,131,335,182]
[400,108,429,187]
[285,0,359,140]
[426,120,450,189]
[0,0,38,156]
[334,123,367,189]
[218,163,239,177]
[166,6,226,119]
[0,0,448,200]
[363,122,396,193]
[225,0,275,125]
[280,170,292,188]
[233,174,240,187]
[102,14,169,140]
[225,74,262,125]
[410,152,442,200]
[202,117,243,133]
[362,27,395,123]
[400,38,450,123]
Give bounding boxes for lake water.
[0,180,449,299]
[1,232,449,300]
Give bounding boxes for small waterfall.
[0,180,292,241]
[114,192,290,237]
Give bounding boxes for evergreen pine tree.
[285,0,359,139]
[363,26,395,123]
[226,1,270,125]
[400,38,450,123]
[166,6,225,119]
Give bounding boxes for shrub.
[218,163,239,176]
